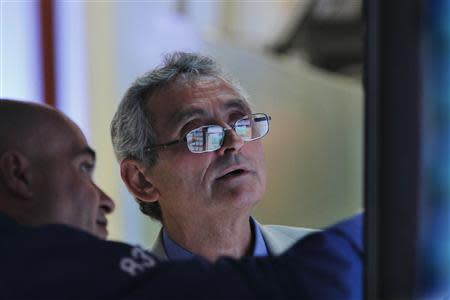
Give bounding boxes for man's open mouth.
[97,219,107,227]
[217,168,247,180]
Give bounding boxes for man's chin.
[214,186,262,209]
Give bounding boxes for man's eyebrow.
[223,99,251,113]
[78,147,96,161]
[168,99,250,126]
[169,108,207,126]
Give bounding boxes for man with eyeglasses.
[111,52,315,263]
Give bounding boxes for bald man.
[0,99,362,299]
[0,99,114,239]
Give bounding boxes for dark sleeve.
[207,214,363,300]
[0,216,362,300]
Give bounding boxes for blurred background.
[0,0,363,245]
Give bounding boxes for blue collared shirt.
[163,217,269,260]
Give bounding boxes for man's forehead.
[39,114,94,160]
[169,98,250,125]
[61,132,96,164]
[66,123,96,161]
[167,77,248,113]
[146,75,251,135]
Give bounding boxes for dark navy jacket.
[0,213,362,299]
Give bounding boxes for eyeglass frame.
[144,112,271,154]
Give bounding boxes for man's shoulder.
[285,214,363,299]
[325,213,363,252]
[0,221,161,298]
[259,213,363,255]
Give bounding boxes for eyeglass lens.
[185,113,269,153]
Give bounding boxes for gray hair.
[110,52,247,221]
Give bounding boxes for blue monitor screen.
[418,0,450,297]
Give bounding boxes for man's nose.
[98,186,115,214]
[217,127,245,155]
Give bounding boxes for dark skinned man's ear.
[0,151,33,199]
[120,159,160,203]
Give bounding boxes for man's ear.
[0,151,33,199]
[120,159,160,203]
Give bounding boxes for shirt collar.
[162,229,196,260]
[250,217,270,257]
[162,217,269,260]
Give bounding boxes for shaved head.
[0,99,115,238]
[0,100,70,157]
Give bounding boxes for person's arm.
[0,214,362,299]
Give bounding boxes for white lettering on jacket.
[120,246,157,276]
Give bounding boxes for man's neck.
[162,214,253,262]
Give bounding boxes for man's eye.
[181,122,203,137]
[80,163,95,175]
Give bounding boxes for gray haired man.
[111,52,313,262]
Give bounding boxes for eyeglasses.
[146,113,271,154]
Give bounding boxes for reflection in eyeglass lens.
[186,113,270,153]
